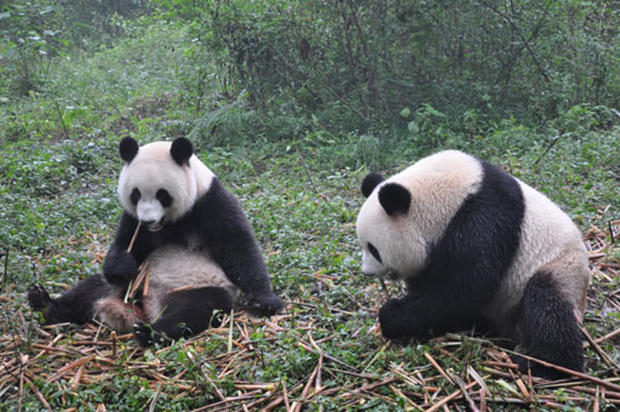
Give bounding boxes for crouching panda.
[28,137,283,346]
[356,150,590,378]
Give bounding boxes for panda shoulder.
[393,150,483,193]
[190,156,217,195]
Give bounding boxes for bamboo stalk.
[46,354,96,383]
[127,221,141,253]
[579,323,618,368]
[424,380,478,412]
[282,380,291,411]
[124,222,145,303]
[24,376,51,410]
[507,351,620,392]
[593,327,620,345]
[424,352,454,385]
[141,267,151,297]
[451,372,481,412]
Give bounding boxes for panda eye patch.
[367,243,382,263]
[130,188,141,205]
[156,189,173,207]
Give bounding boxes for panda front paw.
[27,284,52,312]
[103,249,137,285]
[248,294,284,317]
[133,322,165,347]
[379,298,407,339]
[133,322,152,346]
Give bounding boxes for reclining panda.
[28,137,283,345]
[356,150,590,378]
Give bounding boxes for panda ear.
[119,137,139,163]
[378,183,411,216]
[361,172,385,198]
[170,137,193,166]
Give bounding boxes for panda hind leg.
[515,270,584,379]
[134,287,232,346]
[28,274,118,325]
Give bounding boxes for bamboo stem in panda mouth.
[123,222,151,303]
[380,278,391,299]
[127,221,141,254]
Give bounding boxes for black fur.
[27,275,117,325]
[133,287,232,346]
[170,137,193,166]
[378,183,411,216]
[28,139,282,345]
[361,172,385,198]
[103,212,152,286]
[513,271,584,378]
[119,137,139,163]
[104,177,283,316]
[379,159,525,339]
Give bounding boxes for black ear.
[361,172,385,198]
[378,183,411,216]
[170,137,193,165]
[119,137,139,163]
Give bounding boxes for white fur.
[481,181,590,322]
[93,246,235,330]
[118,141,215,228]
[142,245,235,323]
[356,150,483,279]
[356,150,590,322]
[95,140,232,331]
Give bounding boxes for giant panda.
[28,137,283,345]
[356,150,590,378]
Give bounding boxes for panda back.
[481,179,589,321]
[390,150,485,246]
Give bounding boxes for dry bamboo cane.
[123,222,151,303]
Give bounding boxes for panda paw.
[103,249,137,285]
[27,284,52,312]
[379,298,412,340]
[248,294,284,317]
[133,322,169,347]
[133,322,155,346]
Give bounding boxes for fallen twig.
[425,380,478,412]
[424,352,454,385]
[46,354,96,383]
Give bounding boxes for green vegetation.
[1,1,618,410]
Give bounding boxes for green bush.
[153,0,619,134]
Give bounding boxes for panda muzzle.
[143,217,165,232]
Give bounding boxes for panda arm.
[379,265,502,339]
[378,157,525,340]
[380,218,515,339]
[194,179,283,316]
[103,212,154,285]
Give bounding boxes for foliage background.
[0,0,618,410]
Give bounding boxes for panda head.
[355,151,485,281]
[356,172,424,280]
[117,137,214,232]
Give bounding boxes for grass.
[1,18,619,411]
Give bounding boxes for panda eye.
[130,188,141,205]
[156,189,173,208]
[367,243,382,263]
